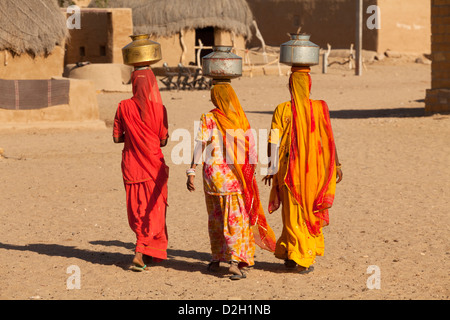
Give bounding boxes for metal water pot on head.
[280,34,320,67]
[202,46,242,81]
[122,34,162,67]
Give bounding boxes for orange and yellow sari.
[268,67,336,268]
[210,82,276,253]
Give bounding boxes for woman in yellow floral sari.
[187,81,276,280]
[263,67,343,273]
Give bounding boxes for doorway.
[195,27,215,65]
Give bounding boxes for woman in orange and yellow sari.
[187,81,276,280]
[263,67,343,274]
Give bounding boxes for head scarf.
[210,82,276,252]
[285,67,336,236]
[131,69,167,141]
[119,68,169,204]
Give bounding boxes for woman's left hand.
[186,175,196,192]
[336,168,343,184]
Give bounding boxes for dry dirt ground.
[0,60,449,301]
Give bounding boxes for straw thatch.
[0,0,67,56]
[91,0,253,39]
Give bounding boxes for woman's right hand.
[186,175,195,192]
[262,175,274,186]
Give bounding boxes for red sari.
[113,69,169,260]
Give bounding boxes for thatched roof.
[91,0,254,39]
[0,0,67,56]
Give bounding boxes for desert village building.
[0,0,101,127]
[62,5,135,92]
[87,0,252,67]
[0,0,447,126]
[64,7,133,65]
[73,0,434,80]
[63,0,253,90]
[425,0,450,114]
[0,0,67,80]
[246,0,431,55]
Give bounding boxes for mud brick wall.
[426,0,450,114]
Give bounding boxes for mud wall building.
[64,8,133,65]
[90,0,252,67]
[0,0,67,79]
[0,0,101,127]
[247,0,431,55]
[426,0,450,114]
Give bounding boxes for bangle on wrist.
[186,168,196,177]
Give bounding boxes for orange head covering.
[285,68,337,236]
[210,82,276,252]
[210,82,250,131]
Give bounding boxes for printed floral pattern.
[205,193,255,266]
[197,113,255,265]
[196,113,242,195]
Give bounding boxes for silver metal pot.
[202,46,242,80]
[280,34,320,67]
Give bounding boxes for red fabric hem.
[135,245,167,260]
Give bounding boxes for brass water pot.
[122,34,162,67]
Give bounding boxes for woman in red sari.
[113,67,169,271]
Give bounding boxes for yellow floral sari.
[211,82,276,252]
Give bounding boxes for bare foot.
[229,261,247,280]
[130,252,148,271]
[229,262,241,275]
[297,265,314,274]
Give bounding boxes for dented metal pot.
[202,46,242,80]
[280,34,320,67]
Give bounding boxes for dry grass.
[0,0,67,56]
[91,0,253,38]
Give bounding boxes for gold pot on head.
[122,34,162,67]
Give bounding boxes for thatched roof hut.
[0,0,67,57]
[91,0,254,40]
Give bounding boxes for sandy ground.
[0,59,449,301]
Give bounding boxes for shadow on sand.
[0,240,285,277]
[247,106,428,119]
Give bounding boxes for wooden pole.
[252,20,268,64]
[179,29,186,65]
[355,0,363,76]
[197,40,203,68]
[323,44,331,74]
